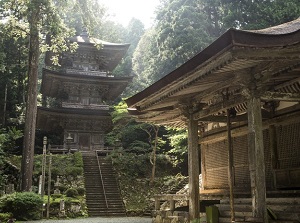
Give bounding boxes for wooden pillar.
[226,109,235,222]
[155,198,160,210]
[170,199,175,211]
[247,95,268,222]
[187,113,200,222]
[269,125,279,189]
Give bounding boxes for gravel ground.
[19,217,152,223]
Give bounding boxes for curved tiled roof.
[247,17,300,35]
[125,18,300,127]
[126,18,300,108]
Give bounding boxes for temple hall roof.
[125,18,300,127]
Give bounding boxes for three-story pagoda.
[37,30,132,152]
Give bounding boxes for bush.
[0,212,11,222]
[73,152,83,167]
[0,192,43,220]
[51,193,63,199]
[59,184,67,193]
[65,167,83,177]
[65,188,78,198]
[77,187,85,196]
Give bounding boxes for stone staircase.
[82,152,126,217]
[216,197,300,223]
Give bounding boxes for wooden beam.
[193,77,237,102]
[200,109,300,144]
[247,95,268,222]
[261,91,300,102]
[193,95,246,120]
[196,109,271,123]
[187,113,200,221]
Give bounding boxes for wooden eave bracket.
[193,95,246,120]
[261,91,300,102]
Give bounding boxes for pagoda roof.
[45,32,130,71]
[125,18,300,127]
[37,106,112,131]
[41,68,133,100]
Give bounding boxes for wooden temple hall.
[126,19,300,222]
[37,29,132,152]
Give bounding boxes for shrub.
[65,188,78,198]
[51,193,63,200]
[77,187,85,196]
[65,167,83,177]
[73,152,83,167]
[0,212,11,222]
[0,192,43,220]
[59,184,67,193]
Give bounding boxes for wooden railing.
[95,150,109,214]
[153,194,189,211]
[49,144,79,154]
[48,145,115,154]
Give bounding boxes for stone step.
[216,201,300,222]
[219,210,252,218]
[220,197,300,205]
[83,154,125,217]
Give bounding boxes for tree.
[20,0,41,192]
[131,28,158,94]
[132,0,213,87]
[205,0,300,30]
[1,0,82,191]
[141,124,160,185]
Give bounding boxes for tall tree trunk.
[150,125,159,185]
[2,84,7,126]
[141,124,159,186]
[21,0,40,191]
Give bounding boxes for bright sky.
[98,0,160,28]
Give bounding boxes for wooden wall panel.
[277,122,300,169]
[202,121,299,191]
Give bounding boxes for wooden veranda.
[126,19,300,222]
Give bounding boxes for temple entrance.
[78,133,91,150]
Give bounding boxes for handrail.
[95,150,109,215]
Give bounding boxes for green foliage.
[166,128,188,165]
[220,0,300,30]
[65,188,79,198]
[65,166,83,177]
[49,196,86,218]
[0,192,43,220]
[73,152,83,167]
[0,128,22,189]
[111,150,185,213]
[132,0,213,87]
[76,187,85,196]
[0,212,11,222]
[33,152,84,191]
[113,18,145,80]
[51,193,63,199]
[0,127,23,155]
[107,101,153,153]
